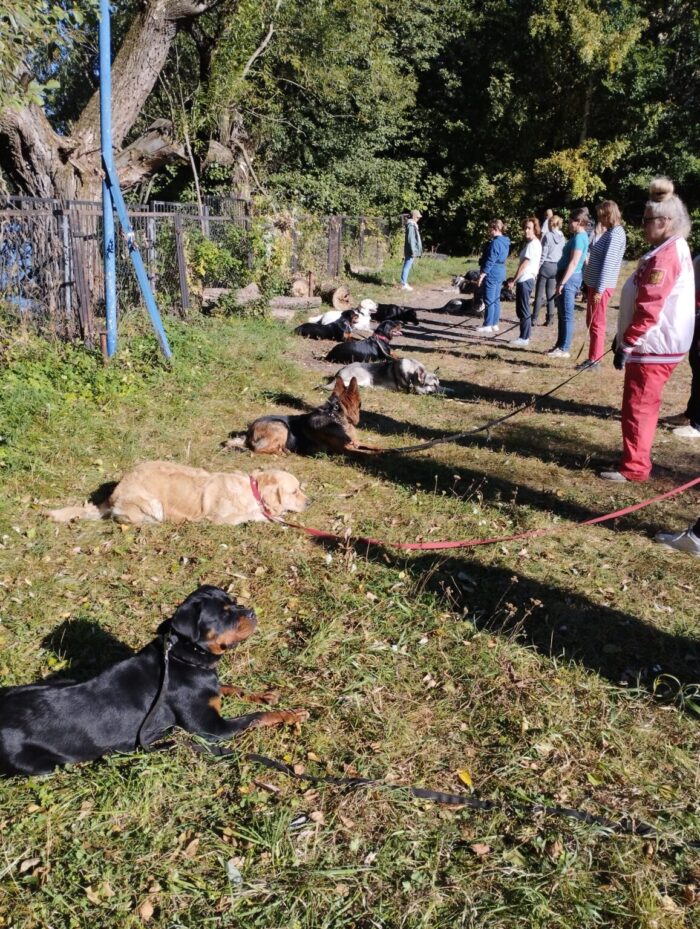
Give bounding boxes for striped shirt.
[583,225,626,291]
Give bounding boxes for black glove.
[611,335,618,353]
[613,347,628,370]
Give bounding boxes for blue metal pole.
[104,161,172,360]
[99,0,117,357]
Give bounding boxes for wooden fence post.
[327,215,343,277]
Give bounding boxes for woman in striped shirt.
[579,201,626,370]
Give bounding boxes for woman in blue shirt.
[547,207,590,358]
[477,219,511,333]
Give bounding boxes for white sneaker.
[672,424,700,438]
[401,283,413,291]
[510,338,529,347]
[654,527,700,557]
[491,325,500,333]
[547,348,570,358]
[475,325,493,334]
[599,470,628,482]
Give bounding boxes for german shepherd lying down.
[224,377,376,456]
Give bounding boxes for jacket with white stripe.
[617,236,695,364]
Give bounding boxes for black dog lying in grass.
[373,304,419,325]
[0,586,308,776]
[325,319,402,364]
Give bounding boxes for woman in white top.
[511,216,542,347]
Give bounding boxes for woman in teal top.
[547,207,590,358]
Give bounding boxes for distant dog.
[0,585,308,775]
[294,315,356,341]
[325,320,402,364]
[308,299,376,330]
[373,305,419,326]
[326,358,440,394]
[47,461,309,526]
[452,270,480,294]
[224,377,375,456]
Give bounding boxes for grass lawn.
[0,258,698,929]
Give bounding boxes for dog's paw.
[257,689,280,705]
[282,708,310,725]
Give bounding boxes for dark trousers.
[693,517,700,535]
[515,278,534,339]
[532,261,557,323]
[684,315,700,428]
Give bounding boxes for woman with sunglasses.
[600,177,695,482]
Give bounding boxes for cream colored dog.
[47,461,309,527]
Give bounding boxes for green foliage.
[0,1,97,111]
[187,227,249,289]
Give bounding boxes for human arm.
[621,244,682,350]
[555,234,586,294]
[512,257,529,285]
[599,226,626,292]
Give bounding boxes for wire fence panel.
[0,196,398,343]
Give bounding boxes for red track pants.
[586,287,614,363]
[619,361,678,481]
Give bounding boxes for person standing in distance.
[578,200,626,371]
[476,219,511,333]
[547,207,590,358]
[400,210,423,291]
[511,216,542,347]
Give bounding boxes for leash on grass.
[351,347,614,456]
[252,473,700,553]
[180,747,697,850]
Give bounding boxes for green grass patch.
[0,284,698,928]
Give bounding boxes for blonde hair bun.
[649,176,674,202]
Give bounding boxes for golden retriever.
[47,461,309,527]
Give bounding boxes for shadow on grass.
[439,378,622,420]
[40,618,134,682]
[316,538,700,695]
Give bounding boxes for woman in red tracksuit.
[600,178,695,482]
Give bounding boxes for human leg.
[587,287,613,363]
[544,268,557,324]
[515,279,534,340]
[483,276,500,327]
[619,362,677,481]
[400,257,414,285]
[559,272,582,353]
[532,272,546,324]
[683,319,700,428]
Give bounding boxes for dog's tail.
[221,435,248,451]
[317,377,338,391]
[307,313,323,324]
[46,502,105,523]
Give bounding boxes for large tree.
[0,0,228,201]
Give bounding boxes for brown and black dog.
[224,376,376,456]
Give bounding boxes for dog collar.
[376,334,390,342]
[249,475,276,522]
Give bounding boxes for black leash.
[184,748,697,849]
[136,634,173,749]
[362,348,613,455]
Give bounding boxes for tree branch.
[240,0,283,80]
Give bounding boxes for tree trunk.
[0,0,229,202]
[319,282,352,310]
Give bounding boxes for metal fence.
[0,195,400,344]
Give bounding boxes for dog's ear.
[332,376,346,397]
[158,585,227,640]
[418,367,426,384]
[347,376,360,396]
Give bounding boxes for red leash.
[251,475,700,552]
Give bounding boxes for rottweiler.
[0,586,307,776]
[224,376,375,455]
[325,320,402,364]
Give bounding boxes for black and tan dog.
[325,320,402,364]
[0,586,308,776]
[293,310,358,341]
[224,376,373,456]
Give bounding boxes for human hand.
[593,292,602,303]
[613,347,629,370]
